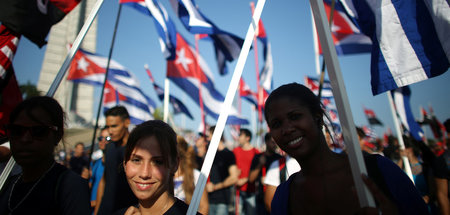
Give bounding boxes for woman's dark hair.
[9,96,65,141]
[264,83,325,125]
[124,120,178,171]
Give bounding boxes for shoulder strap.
[279,157,287,183]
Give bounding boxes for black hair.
[9,96,65,141]
[444,119,450,133]
[264,133,272,142]
[239,128,252,142]
[209,125,224,142]
[124,120,178,171]
[104,106,130,120]
[264,83,325,126]
[356,127,366,139]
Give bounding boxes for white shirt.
[264,156,301,187]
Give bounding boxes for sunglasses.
[97,136,111,142]
[6,124,58,138]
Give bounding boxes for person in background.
[95,106,137,215]
[69,142,89,179]
[120,120,200,215]
[248,133,282,215]
[90,128,110,209]
[233,128,259,215]
[263,154,300,213]
[265,83,428,215]
[0,96,90,214]
[174,135,209,214]
[206,126,240,215]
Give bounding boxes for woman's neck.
[139,192,176,214]
[22,158,55,182]
[296,137,346,176]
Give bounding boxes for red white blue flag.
[169,0,244,75]
[342,0,450,95]
[318,0,371,55]
[0,25,22,139]
[239,78,257,107]
[67,49,156,125]
[363,106,383,126]
[120,0,177,60]
[256,18,273,92]
[304,76,334,98]
[145,66,193,120]
[167,33,248,125]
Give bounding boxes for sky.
[12,0,450,142]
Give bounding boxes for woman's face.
[9,108,58,167]
[266,97,321,160]
[125,136,173,204]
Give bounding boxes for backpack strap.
[279,157,287,183]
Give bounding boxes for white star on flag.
[175,48,193,71]
[77,57,89,73]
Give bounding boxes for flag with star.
[167,33,248,125]
[67,48,156,125]
[169,0,244,75]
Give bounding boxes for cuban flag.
[145,66,194,120]
[239,78,257,107]
[363,106,383,126]
[342,0,450,95]
[120,0,177,60]
[167,33,248,125]
[317,0,372,55]
[169,0,244,75]
[0,25,22,138]
[0,0,81,47]
[304,76,334,98]
[67,49,156,125]
[256,18,274,92]
[391,86,424,141]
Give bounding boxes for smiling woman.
[119,120,201,215]
[264,83,429,215]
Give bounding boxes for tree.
[19,81,41,99]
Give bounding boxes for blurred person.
[95,106,137,215]
[205,126,240,215]
[265,83,428,215]
[119,120,201,214]
[90,128,110,209]
[263,155,300,213]
[69,142,89,178]
[174,136,209,214]
[194,133,208,168]
[0,96,90,214]
[248,133,282,214]
[233,128,259,215]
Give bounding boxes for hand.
[124,206,141,215]
[356,174,398,215]
[206,182,214,193]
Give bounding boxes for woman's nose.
[139,162,152,179]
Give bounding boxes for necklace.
[8,162,56,213]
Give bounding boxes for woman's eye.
[289,113,301,120]
[269,120,281,129]
[131,158,141,163]
[152,159,164,166]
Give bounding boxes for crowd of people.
[0,82,449,214]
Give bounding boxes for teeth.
[288,137,303,146]
[137,183,150,188]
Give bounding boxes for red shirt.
[233,147,259,192]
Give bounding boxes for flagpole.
[317,0,335,99]
[309,0,375,207]
[311,7,321,76]
[46,0,105,97]
[163,78,170,122]
[387,92,414,182]
[88,3,123,167]
[187,0,266,213]
[195,34,206,135]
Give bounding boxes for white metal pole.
[163,78,170,123]
[186,0,266,213]
[387,92,414,182]
[309,0,375,207]
[310,7,321,76]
